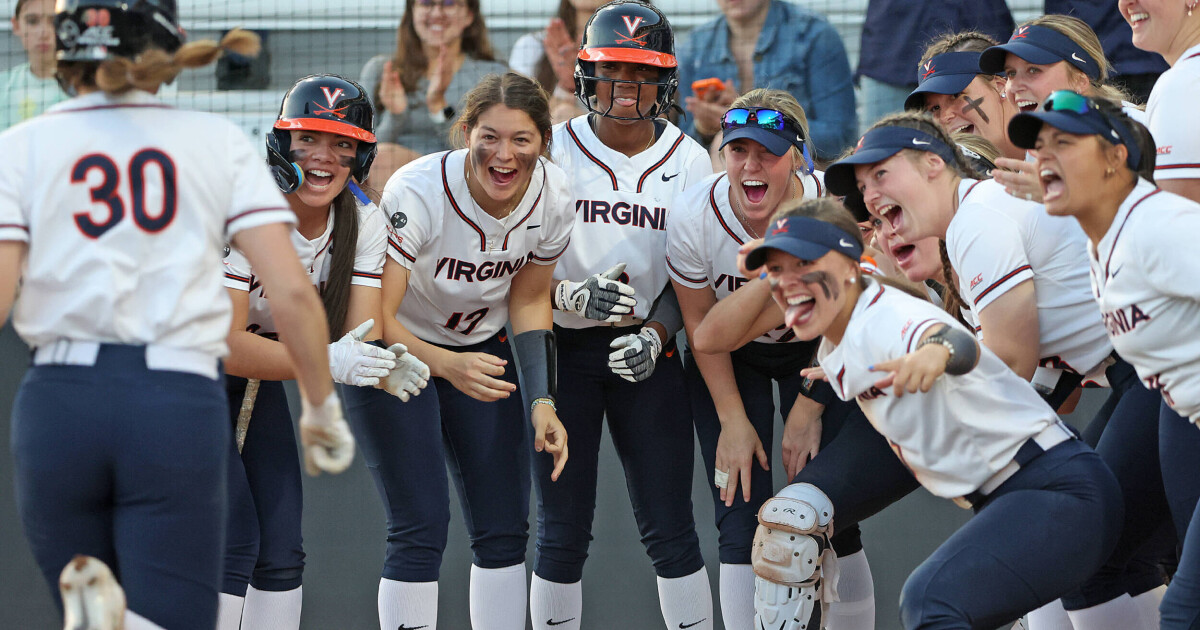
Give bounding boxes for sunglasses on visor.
[721,108,797,134]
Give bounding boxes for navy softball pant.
[342,331,531,582]
[1063,356,1174,608]
[12,345,228,630]
[1158,401,1200,630]
[687,341,917,564]
[222,377,305,596]
[532,325,705,584]
[900,439,1123,630]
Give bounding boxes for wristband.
[531,397,557,414]
[513,329,558,403]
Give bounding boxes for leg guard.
[751,483,837,630]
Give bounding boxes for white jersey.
[666,169,826,344]
[1147,43,1200,182]
[947,179,1112,375]
[384,150,574,346]
[224,188,387,337]
[0,90,294,358]
[549,115,712,329]
[1089,178,1200,423]
[818,279,1060,498]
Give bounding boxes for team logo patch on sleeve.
[223,244,231,259]
[390,212,408,229]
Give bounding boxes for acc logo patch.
[969,273,984,289]
[390,212,408,229]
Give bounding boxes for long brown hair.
[389,0,496,93]
[322,187,360,339]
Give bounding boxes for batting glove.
[376,342,431,402]
[299,391,355,475]
[607,326,663,383]
[555,262,637,322]
[328,319,397,387]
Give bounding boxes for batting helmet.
[267,74,378,194]
[574,0,678,120]
[55,0,185,63]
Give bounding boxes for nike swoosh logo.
[911,139,931,146]
[679,619,707,629]
[398,625,429,630]
[527,224,541,229]
[839,238,853,248]
[661,172,681,181]
[547,618,577,626]
[1111,266,1122,278]
[1072,52,1086,63]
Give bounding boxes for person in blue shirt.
[675,0,856,162]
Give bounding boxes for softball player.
[668,91,919,630]
[0,3,347,628]
[1010,92,1200,629]
[216,74,429,630]
[1124,0,1200,206]
[743,197,1123,630]
[352,71,570,630]
[977,14,1147,206]
[826,114,1172,628]
[530,3,714,629]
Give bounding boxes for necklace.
[589,114,656,156]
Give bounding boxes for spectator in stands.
[675,0,857,162]
[1,0,64,131]
[508,0,608,124]
[856,0,1013,132]
[1044,0,1167,103]
[359,0,506,186]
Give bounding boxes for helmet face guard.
[267,74,378,193]
[574,0,678,121]
[55,0,184,62]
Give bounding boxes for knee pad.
[752,483,838,630]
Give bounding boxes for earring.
[1105,167,1116,177]
[845,276,856,286]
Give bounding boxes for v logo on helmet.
[320,87,345,109]
[621,15,645,35]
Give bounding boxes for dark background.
[1,322,1103,628]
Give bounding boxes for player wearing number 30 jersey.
[349,72,571,630]
[0,2,341,629]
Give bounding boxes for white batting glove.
[555,262,637,323]
[607,326,663,383]
[328,319,397,387]
[375,342,431,402]
[299,391,355,475]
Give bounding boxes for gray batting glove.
[607,326,663,383]
[376,342,431,402]
[555,262,637,322]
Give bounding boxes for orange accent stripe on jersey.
[867,284,885,307]
[1155,163,1200,170]
[834,366,846,398]
[709,174,744,245]
[501,164,546,250]
[532,236,571,262]
[224,271,251,283]
[225,206,291,228]
[905,318,938,352]
[441,152,488,252]
[390,236,416,263]
[352,271,382,280]
[636,133,684,193]
[666,255,707,285]
[1104,188,1162,282]
[808,172,824,197]
[0,223,28,232]
[566,121,619,191]
[973,265,1033,306]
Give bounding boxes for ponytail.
[321,188,360,340]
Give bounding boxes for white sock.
[469,563,527,630]
[1066,594,1144,630]
[1131,585,1166,628]
[379,578,438,630]
[241,585,303,630]
[826,549,875,630]
[530,574,582,630]
[657,567,713,630]
[1026,599,1073,630]
[719,563,756,630]
[123,611,167,630]
[216,593,245,630]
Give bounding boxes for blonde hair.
[730,88,813,165]
[59,29,261,95]
[919,30,999,65]
[1024,15,1131,104]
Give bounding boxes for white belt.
[32,340,220,380]
[953,420,1074,510]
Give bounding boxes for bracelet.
[531,397,557,413]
